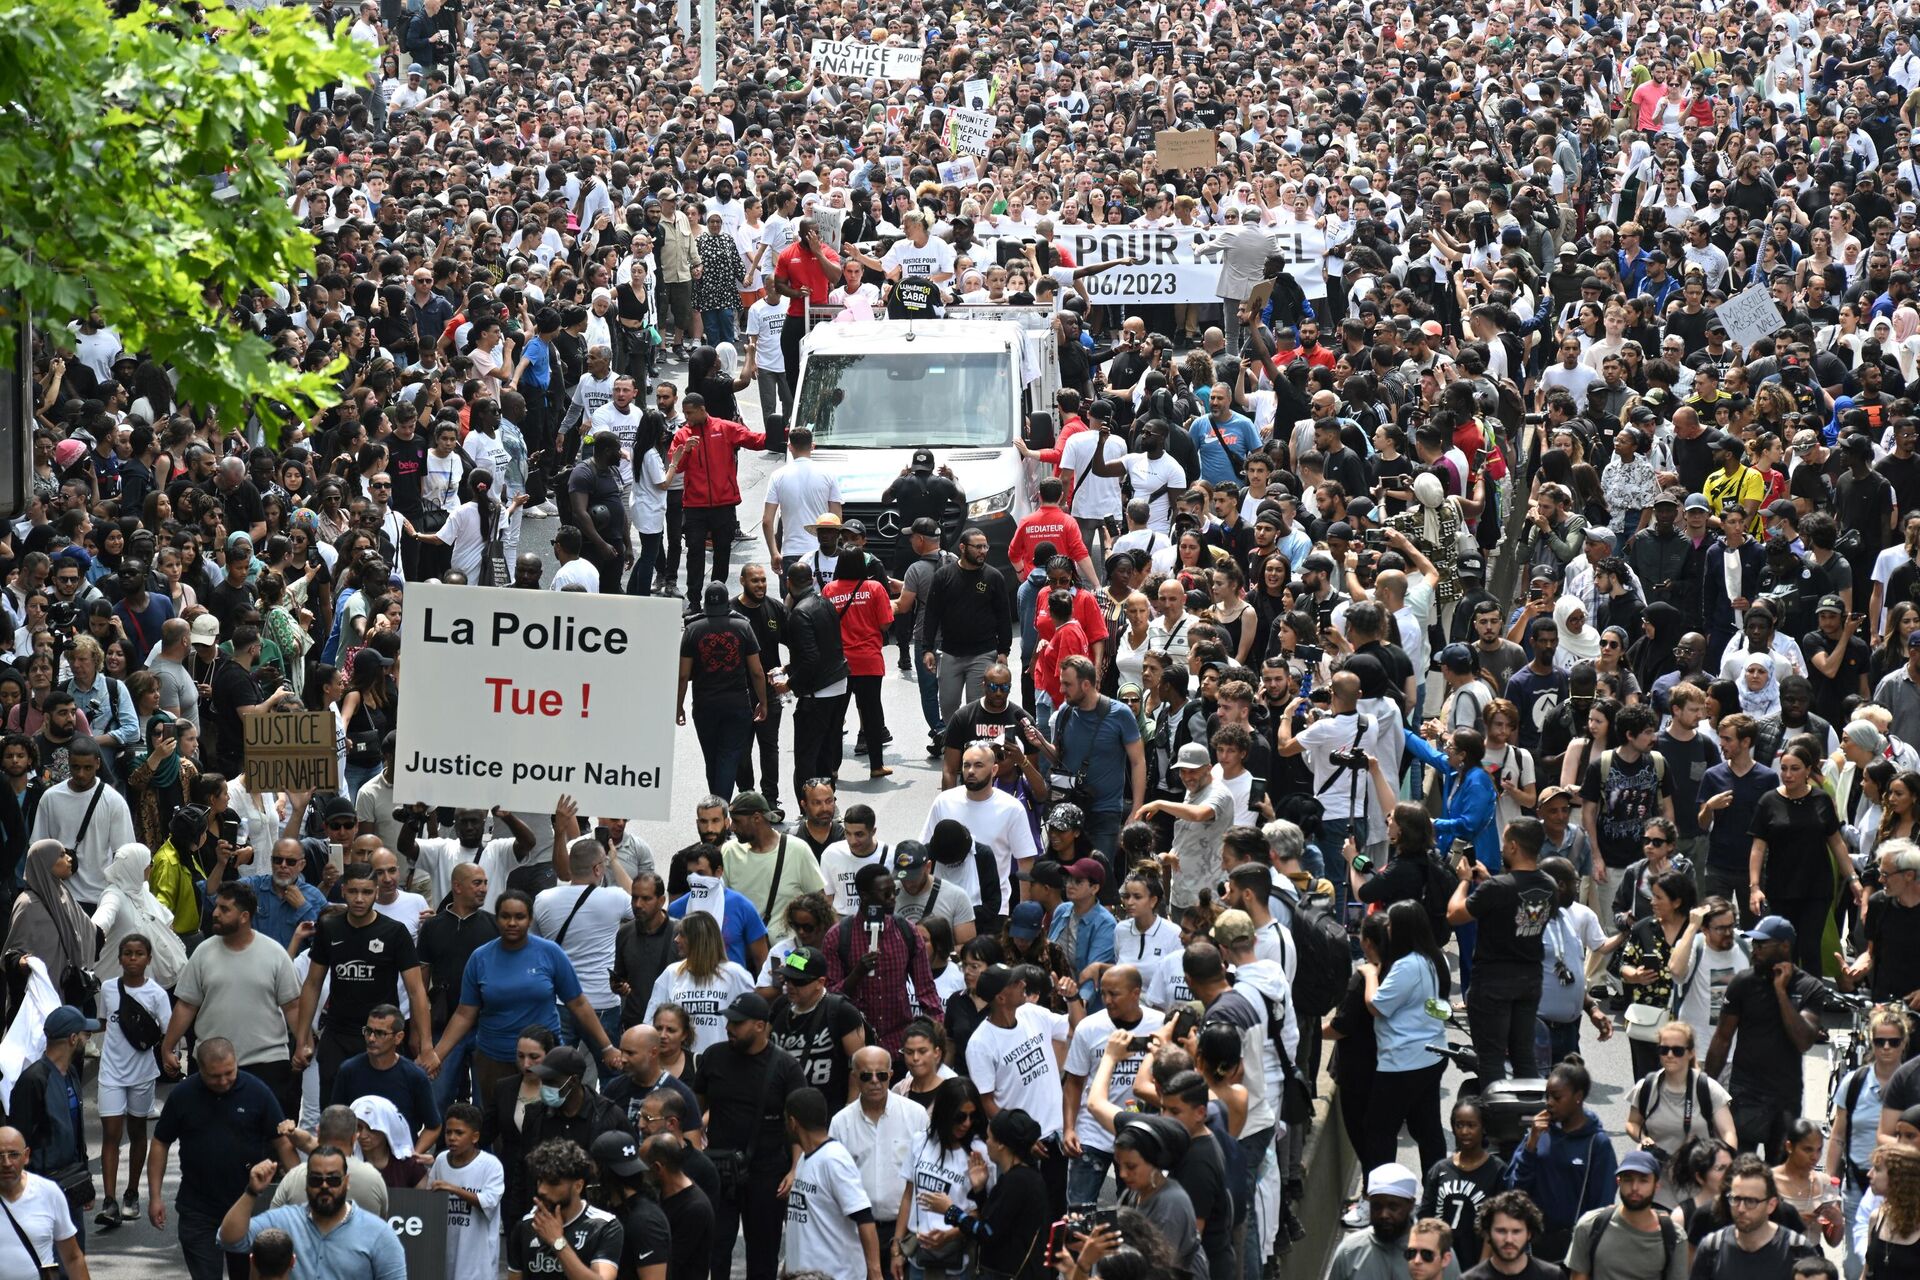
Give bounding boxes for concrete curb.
[1282,1062,1356,1279]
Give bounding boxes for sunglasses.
[983,682,1011,692]
[1657,1044,1689,1057]
[859,1070,891,1081]
[1403,1248,1438,1262]
[1644,836,1671,846]
[1877,1037,1907,1048]
[306,1172,345,1187]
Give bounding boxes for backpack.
[1584,1204,1678,1278]
[1286,890,1352,1019]
[1633,1068,1715,1137]
[147,839,199,936]
[1666,931,1751,1017]
[1598,748,1667,791]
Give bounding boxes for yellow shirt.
[1703,464,1763,515]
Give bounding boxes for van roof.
[798,319,1021,356]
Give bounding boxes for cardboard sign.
[1154,128,1218,172]
[947,106,995,156]
[393,582,680,818]
[963,77,994,110]
[242,709,338,793]
[1715,284,1784,351]
[809,39,925,81]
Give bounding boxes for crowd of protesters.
[33,0,1920,1275]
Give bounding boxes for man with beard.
[159,884,304,1119]
[698,993,806,1280]
[767,946,866,1102]
[506,1138,625,1280]
[940,661,1040,787]
[1565,1151,1682,1280]
[231,838,327,949]
[918,527,1013,724]
[1464,1190,1559,1279]
[1327,1163,1428,1280]
[585,1131,671,1280]
[153,1039,297,1280]
[1686,1157,1818,1277]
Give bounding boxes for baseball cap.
[1211,908,1255,945]
[779,947,828,983]
[533,1045,589,1081]
[1764,499,1797,519]
[1816,595,1845,615]
[1683,493,1711,512]
[190,614,221,645]
[1529,562,1562,584]
[975,963,1018,1001]
[892,840,930,875]
[724,992,773,1023]
[1008,901,1047,940]
[729,791,773,815]
[590,1130,648,1178]
[44,1005,102,1038]
[1300,552,1337,573]
[1437,643,1476,674]
[319,794,359,823]
[1618,1150,1662,1178]
[1017,860,1067,890]
[1536,784,1579,809]
[840,519,868,537]
[911,448,936,472]
[1367,1162,1419,1201]
[1062,857,1106,886]
[1173,742,1212,771]
[1742,915,1797,944]
[1651,491,1680,508]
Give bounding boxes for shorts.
[97,1079,157,1119]
[662,280,694,332]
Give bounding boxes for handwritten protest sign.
[809,40,925,81]
[1714,284,1784,351]
[1154,128,1218,171]
[947,106,995,156]
[243,709,338,793]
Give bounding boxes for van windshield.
[795,352,1013,447]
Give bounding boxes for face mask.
[540,1084,566,1108]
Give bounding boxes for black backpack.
[1287,891,1352,1020]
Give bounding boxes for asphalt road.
[79,370,1849,1277]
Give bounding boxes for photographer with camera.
[824,864,943,1059]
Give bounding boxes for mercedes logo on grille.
[876,511,903,538]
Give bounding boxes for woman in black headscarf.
[1628,601,1686,696]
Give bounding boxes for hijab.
[98,842,186,985]
[1412,472,1448,547]
[137,711,180,790]
[1628,602,1685,691]
[12,843,93,976]
[1554,594,1602,666]
[1740,654,1781,716]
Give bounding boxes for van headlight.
[967,488,1015,518]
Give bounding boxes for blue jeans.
[430,1030,477,1112]
[627,531,664,595]
[1536,1016,1581,1070]
[914,642,944,737]
[702,307,737,346]
[1236,1127,1276,1280]
[558,1001,622,1052]
[1317,816,1368,925]
[1067,1148,1113,1207]
[344,763,379,800]
[694,703,754,799]
[1034,691,1055,737]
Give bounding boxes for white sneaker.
[526,501,557,518]
[1341,1201,1370,1230]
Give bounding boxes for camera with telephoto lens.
[1329,746,1369,770]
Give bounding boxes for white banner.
[808,39,925,82]
[1058,226,1224,305]
[394,582,680,819]
[947,106,995,156]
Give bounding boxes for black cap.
[778,947,828,983]
[724,992,773,1023]
[910,448,935,472]
[910,517,941,539]
[975,964,1018,1002]
[1016,859,1067,890]
[892,839,931,875]
[533,1045,589,1082]
[590,1130,647,1178]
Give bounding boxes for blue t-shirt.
[521,335,553,390]
[459,935,582,1059]
[1188,413,1257,484]
[1698,760,1780,872]
[667,889,769,968]
[1050,695,1143,815]
[1502,665,1567,752]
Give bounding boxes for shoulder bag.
[0,1194,57,1279]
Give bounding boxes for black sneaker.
[927,735,946,759]
[1283,1200,1307,1242]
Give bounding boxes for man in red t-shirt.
[1008,476,1094,581]
[821,556,898,779]
[1033,588,1090,731]
[772,217,842,379]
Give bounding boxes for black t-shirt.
[309,911,420,1033]
[886,275,942,319]
[698,1041,807,1172]
[679,615,760,711]
[793,820,845,860]
[507,1202,625,1276]
[221,479,267,534]
[1684,1199,1807,1246]
[1464,868,1557,969]
[1654,732,1722,839]
[613,1192,673,1276]
[206,579,256,643]
[1723,964,1828,1100]
[386,433,430,517]
[1464,1261,1562,1280]
[660,1183,716,1277]
[152,1070,285,1215]
[1580,751,1677,870]
[944,698,1038,755]
[1747,788,1841,900]
[206,658,261,776]
[769,992,866,1102]
[416,907,497,1029]
[1800,630,1873,727]
[1865,891,1920,1002]
[1172,1126,1233,1262]
[1878,453,1920,515]
[1689,1224,1819,1278]
[567,459,629,550]
[1419,1154,1508,1271]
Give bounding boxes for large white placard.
[1715,284,1784,351]
[1057,226,1224,304]
[394,582,680,818]
[808,39,925,81]
[947,106,995,156]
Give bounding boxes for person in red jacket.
[1032,588,1090,732]
[820,552,898,779]
[1030,554,1107,676]
[671,390,766,590]
[1008,476,1095,582]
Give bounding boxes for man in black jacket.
[783,562,850,803]
[733,565,787,813]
